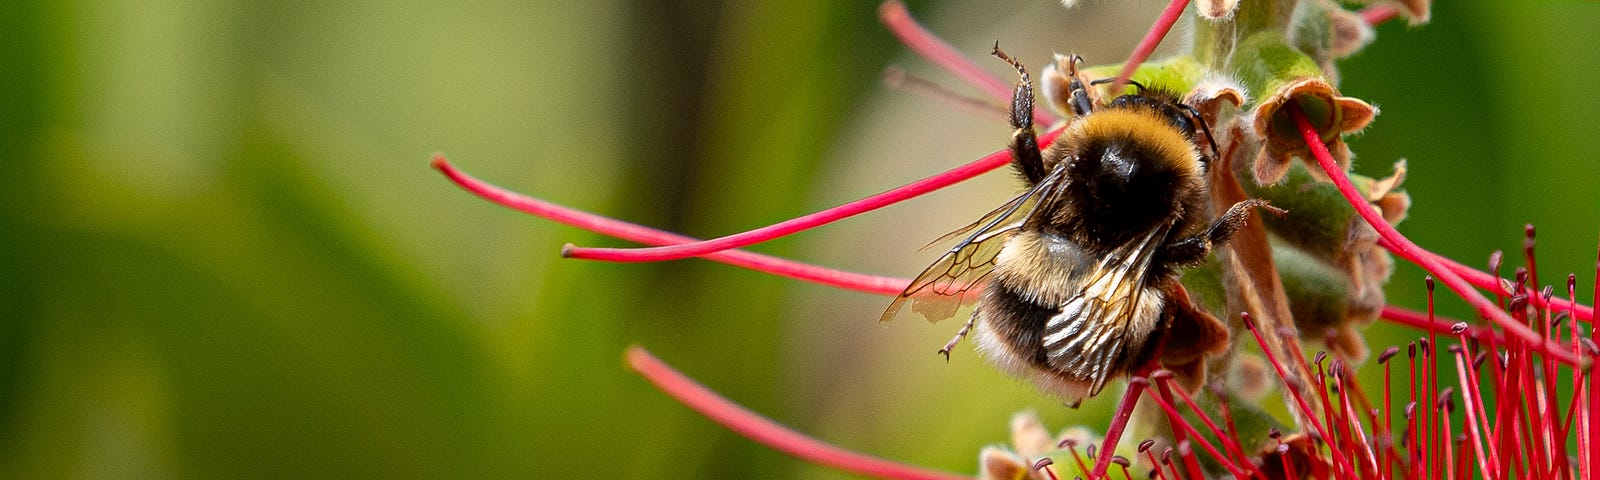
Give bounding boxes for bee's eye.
[1168,111,1196,138]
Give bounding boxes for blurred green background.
[2,1,1597,478]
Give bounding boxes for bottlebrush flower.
[435,0,1594,478]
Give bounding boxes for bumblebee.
[882,46,1277,401]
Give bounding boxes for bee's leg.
[992,43,1048,185]
[937,315,977,362]
[1162,199,1285,265]
[1062,55,1094,118]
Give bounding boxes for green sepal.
[1240,161,1388,264]
[1240,162,1357,261]
[1273,238,1355,329]
[1079,56,1206,96]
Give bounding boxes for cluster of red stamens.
[434,1,1597,478]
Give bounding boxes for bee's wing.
[915,187,1034,252]
[1039,224,1171,396]
[879,226,1012,324]
[881,166,1066,324]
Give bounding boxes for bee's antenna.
[1178,103,1224,166]
[1090,77,1146,93]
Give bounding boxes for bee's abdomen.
[976,282,1062,371]
[974,282,1094,399]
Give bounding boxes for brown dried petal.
[1335,97,1378,135]
[979,447,1040,480]
[1111,278,1233,396]
[1010,411,1055,457]
[1252,144,1294,185]
[1368,160,1411,225]
[1258,433,1332,480]
[1249,78,1377,184]
[1159,283,1232,375]
[1185,74,1250,131]
[1375,190,1411,226]
[1328,7,1376,59]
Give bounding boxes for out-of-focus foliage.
[0,1,1595,478]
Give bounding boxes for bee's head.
[1108,92,1198,143]
[1058,106,1206,240]
[1105,87,1221,167]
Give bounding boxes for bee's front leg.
[1162,199,1285,265]
[992,43,1048,185]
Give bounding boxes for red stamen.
[1035,458,1063,480]
[1338,360,1383,445]
[1381,306,1506,345]
[1109,456,1133,480]
[1334,366,1379,475]
[1161,447,1184,480]
[1413,244,1593,322]
[1307,354,1348,476]
[1436,388,1456,480]
[1525,230,1569,478]
[1288,332,1355,478]
[1059,438,1092,477]
[1286,103,1583,366]
[1089,362,1155,479]
[1571,274,1595,480]
[1524,226,1541,308]
[1402,402,1419,478]
[1452,436,1470,480]
[1380,346,1398,480]
[877,0,1054,126]
[561,129,1061,263]
[1243,314,1354,474]
[624,346,969,480]
[433,155,911,295]
[1498,335,1531,478]
[1591,242,1600,480]
[1164,405,1208,480]
[1110,0,1190,93]
[1452,345,1497,480]
[1158,374,1270,479]
[1424,281,1439,480]
[1275,438,1299,480]
[1139,376,1252,480]
[1406,343,1420,477]
[1360,4,1402,26]
[1206,383,1246,465]
[1139,439,1169,480]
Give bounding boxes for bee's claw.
[938,317,976,363]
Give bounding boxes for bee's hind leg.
[937,315,977,362]
[992,43,1048,185]
[1163,199,1286,265]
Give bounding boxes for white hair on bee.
[972,318,1093,401]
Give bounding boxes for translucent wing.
[881,166,1065,324]
[1038,224,1171,396]
[915,186,1034,252]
